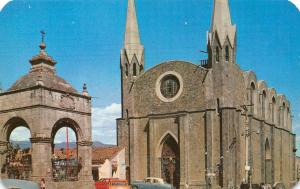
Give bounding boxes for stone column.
[30,137,52,182]
[179,114,190,189]
[148,119,156,177]
[77,140,94,189]
[0,140,8,179]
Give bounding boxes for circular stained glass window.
[160,75,180,99]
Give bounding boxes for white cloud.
[92,103,121,145]
[0,0,12,12]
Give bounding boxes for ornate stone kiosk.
[0,33,94,189]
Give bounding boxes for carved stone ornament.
[60,94,75,110]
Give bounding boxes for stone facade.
[0,35,94,189]
[117,0,296,189]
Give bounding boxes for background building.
[92,147,126,181]
[117,0,296,188]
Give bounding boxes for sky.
[0,0,300,153]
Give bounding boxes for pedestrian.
[40,178,46,189]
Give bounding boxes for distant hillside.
[10,141,114,149]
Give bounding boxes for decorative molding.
[30,137,51,143]
[77,141,93,146]
[0,141,8,146]
[155,71,183,103]
[60,94,75,110]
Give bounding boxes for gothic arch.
[157,131,178,158]
[157,133,180,189]
[265,138,272,184]
[268,88,278,124]
[258,80,268,119]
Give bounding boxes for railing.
[200,59,208,67]
[52,159,80,182]
[7,164,32,180]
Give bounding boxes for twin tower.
[120,0,236,80]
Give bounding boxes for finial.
[39,30,46,50]
[82,83,88,96]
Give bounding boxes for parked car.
[131,177,172,189]
[0,179,39,189]
[95,178,130,189]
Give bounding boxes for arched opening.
[262,91,266,118]
[216,46,220,62]
[160,134,180,189]
[282,103,286,128]
[125,64,128,76]
[250,82,256,113]
[265,139,272,184]
[133,63,137,76]
[271,97,276,123]
[51,118,81,182]
[225,45,230,62]
[2,117,32,180]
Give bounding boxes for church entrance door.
[161,135,180,189]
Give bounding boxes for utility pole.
[241,105,259,189]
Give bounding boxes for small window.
[133,63,137,76]
[216,47,220,62]
[272,97,276,122]
[125,64,128,76]
[225,46,230,61]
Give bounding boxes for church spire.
[210,0,236,46]
[208,0,236,66]
[121,0,144,77]
[125,0,141,46]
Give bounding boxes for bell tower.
[207,0,237,67]
[120,0,144,118]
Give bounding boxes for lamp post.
[241,105,260,189]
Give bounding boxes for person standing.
[40,178,46,189]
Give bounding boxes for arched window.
[262,91,266,118]
[125,64,128,76]
[225,45,230,62]
[133,63,137,76]
[250,82,256,113]
[216,47,220,62]
[282,102,286,128]
[265,139,272,184]
[271,97,276,123]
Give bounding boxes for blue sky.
[1,0,300,152]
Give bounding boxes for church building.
[117,0,296,189]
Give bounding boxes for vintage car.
[131,177,172,189]
[95,178,130,189]
[0,179,39,189]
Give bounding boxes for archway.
[51,118,81,182]
[160,134,180,189]
[2,117,32,180]
[265,139,272,184]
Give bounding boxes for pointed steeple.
[210,0,236,47]
[122,0,144,69]
[207,0,237,66]
[125,0,141,46]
